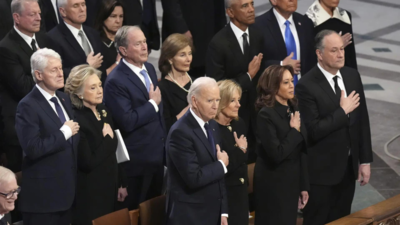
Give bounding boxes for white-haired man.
[15,48,80,225]
[165,77,229,225]
[0,166,19,225]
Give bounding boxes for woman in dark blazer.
[306,0,358,70]
[214,80,248,225]
[158,34,194,132]
[65,65,127,225]
[254,65,309,225]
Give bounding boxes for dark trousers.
[23,209,71,225]
[303,158,356,225]
[116,167,164,210]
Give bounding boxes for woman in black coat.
[214,80,248,225]
[254,65,309,225]
[306,0,358,70]
[65,65,127,225]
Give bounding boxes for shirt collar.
[0,214,3,220]
[64,21,83,39]
[230,21,249,41]
[273,8,294,28]
[306,0,351,26]
[317,63,342,83]
[122,59,148,76]
[36,84,57,101]
[190,107,207,129]
[14,26,37,47]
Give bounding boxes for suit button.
[161,138,165,141]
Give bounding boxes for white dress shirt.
[229,22,252,81]
[189,108,228,217]
[36,84,72,140]
[64,22,93,53]
[14,26,39,50]
[51,0,59,23]
[122,59,159,112]
[318,63,347,97]
[273,8,302,79]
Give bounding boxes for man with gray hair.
[296,30,372,225]
[0,0,56,174]
[15,48,80,225]
[165,77,229,225]
[0,166,19,225]
[104,25,166,210]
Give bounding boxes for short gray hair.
[225,0,235,8]
[187,77,218,105]
[0,166,16,187]
[57,0,68,8]
[11,0,38,14]
[315,29,338,52]
[114,25,142,56]
[31,48,62,83]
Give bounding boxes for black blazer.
[0,28,55,147]
[295,65,373,185]
[253,9,317,76]
[15,87,79,213]
[206,23,264,126]
[161,0,226,68]
[39,0,59,32]
[165,110,228,225]
[48,22,104,80]
[0,0,12,41]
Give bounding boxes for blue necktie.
[140,69,151,92]
[50,97,67,124]
[204,123,216,157]
[284,20,298,86]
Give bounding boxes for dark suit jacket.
[104,61,166,177]
[165,110,228,225]
[0,0,12,41]
[206,23,264,127]
[0,28,55,147]
[295,65,373,185]
[15,87,78,213]
[161,0,226,68]
[254,9,317,76]
[48,22,104,81]
[39,0,59,32]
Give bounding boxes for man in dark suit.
[161,0,226,78]
[254,0,316,84]
[206,0,263,162]
[296,30,373,225]
[104,26,166,210]
[15,48,80,225]
[39,0,61,31]
[0,166,19,225]
[165,77,229,225]
[48,0,104,81]
[0,0,13,41]
[0,0,55,173]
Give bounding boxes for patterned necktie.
[140,69,151,92]
[242,33,250,58]
[204,123,216,157]
[50,97,67,124]
[31,39,37,52]
[78,30,91,56]
[333,76,342,100]
[284,20,298,86]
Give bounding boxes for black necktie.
[31,39,37,52]
[204,123,216,157]
[333,76,341,100]
[242,33,249,58]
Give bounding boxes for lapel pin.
[102,109,107,118]
[62,98,65,101]
[298,22,301,26]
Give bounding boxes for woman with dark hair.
[306,0,358,70]
[254,65,309,225]
[158,33,194,132]
[95,0,125,75]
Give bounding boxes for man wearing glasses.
[0,166,20,225]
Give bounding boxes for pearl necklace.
[167,72,192,93]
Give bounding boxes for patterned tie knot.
[204,123,210,130]
[50,97,58,105]
[285,20,291,26]
[242,33,248,38]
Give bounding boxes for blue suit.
[165,111,228,225]
[15,86,78,223]
[104,60,166,209]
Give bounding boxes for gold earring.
[80,96,83,100]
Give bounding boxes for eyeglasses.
[0,186,21,199]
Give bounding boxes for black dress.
[73,104,126,225]
[254,102,309,225]
[217,118,249,225]
[100,36,118,77]
[158,78,191,133]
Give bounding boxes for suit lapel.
[56,92,73,120]
[59,22,87,60]
[226,24,247,69]
[315,67,340,106]
[340,68,356,123]
[32,87,63,127]
[83,25,98,53]
[266,9,287,57]
[293,14,305,63]
[10,28,34,57]
[120,61,149,99]
[186,112,216,160]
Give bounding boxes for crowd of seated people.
[0,0,372,224]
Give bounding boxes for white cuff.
[361,163,370,165]
[280,61,283,66]
[247,72,252,81]
[218,160,227,174]
[221,214,228,217]
[60,125,72,141]
[149,99,159,112]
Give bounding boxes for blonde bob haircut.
[64,65,102,109]
[216,79,242,120]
